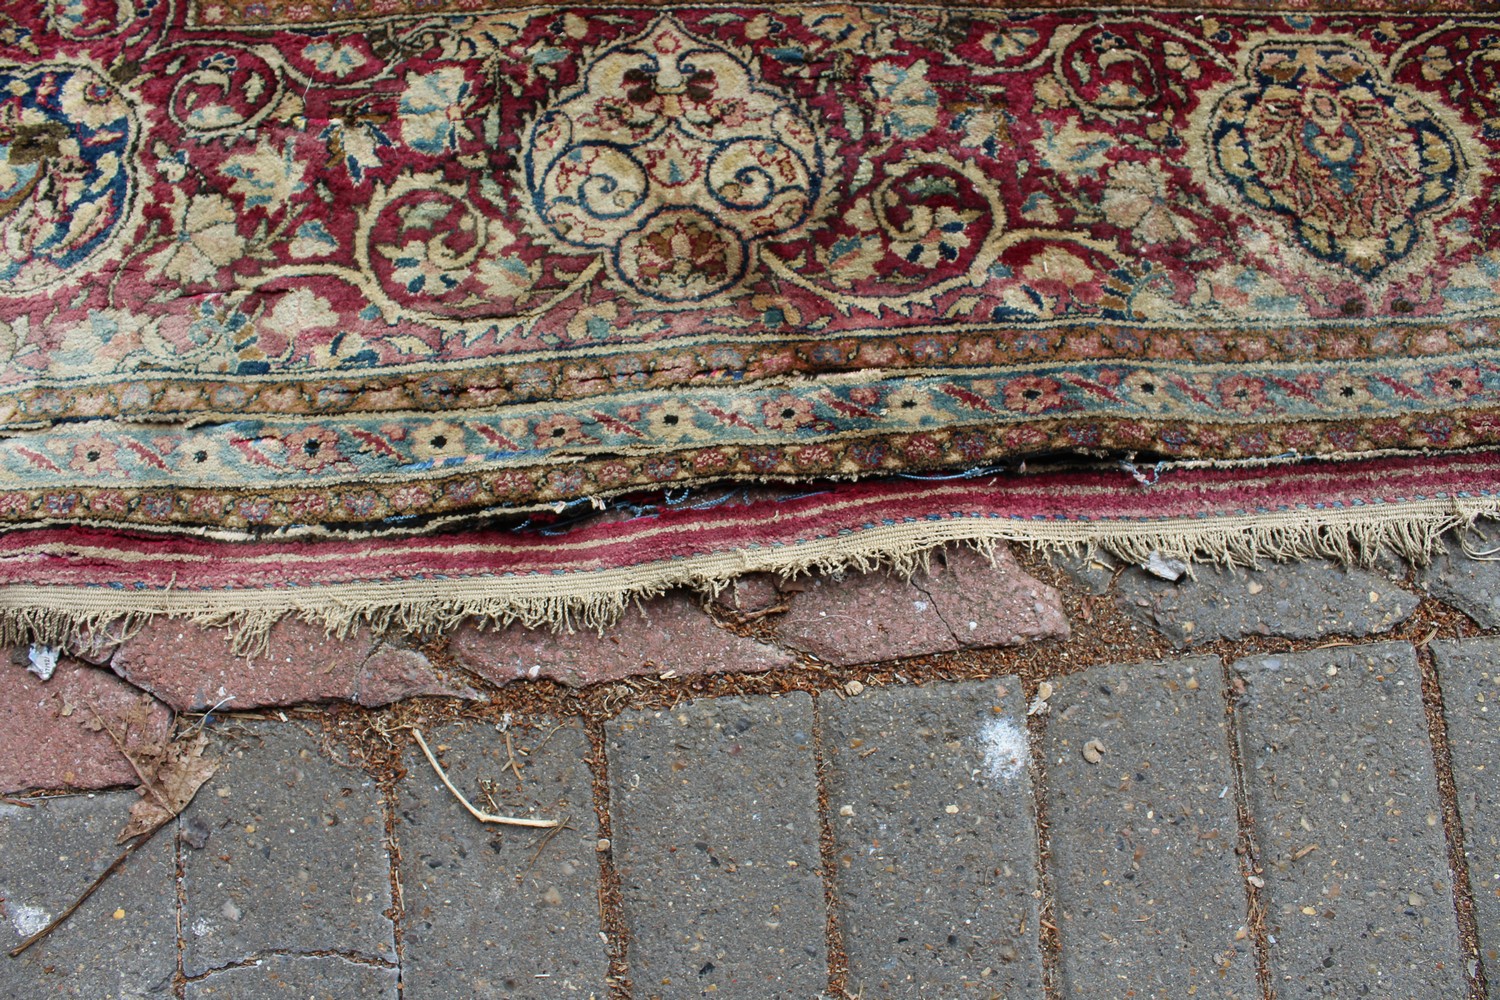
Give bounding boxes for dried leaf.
[117,733,218,844]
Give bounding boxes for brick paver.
[398,718,608,997]
[1045,656,1256,998]
[1056,555,1417,646]
[1420,533,1500,628]
[0,793,177,999]
[606,693,826,999]
[1236,643,1465,997]
[821,678,1043,997]
[180,722,396,975]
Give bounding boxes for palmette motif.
[1,3,1500,529]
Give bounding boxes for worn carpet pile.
[2,0,1500,642]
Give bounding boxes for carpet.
[3,2,1500,640]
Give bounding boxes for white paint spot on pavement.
[10,903,50,938]
[978,717,1029,783]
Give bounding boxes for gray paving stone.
[180,722,396,976]
[1044,656,1255,998]
[822,679,1043,998]
[1236,642,1465,997]
[1054,553,1417,646]
[1419,529,1500,627]
[1431,637,1500,974]
[0,792,177,998]
[398,718,607,997]
[184,953,397,998]
[606,693,826,999]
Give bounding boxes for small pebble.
[839,805,854,817]
[596,838,611,852]
[182,816,212,850]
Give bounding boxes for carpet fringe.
[2,497,1495,657]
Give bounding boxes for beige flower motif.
[883,385,937,423]
[1321,372,1374,409]
[1100,160,1194,244]
[149,191,247,286]
[0,316,19,366]
[260,289,338,337]
[1031,120,1113,178]
[1022,247,1096,287]
[1162,41,1201,81]
[1122,369,1175,412]
[411,420,467,459]
[60,72,129,130]
[1420,46,1455,81]
[822,232,884,286]
[645,400,713,443]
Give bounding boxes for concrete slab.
[1419,530,1500,628]
[398,718,608,997]
[0,792,177,998]
[606,694,826,999]
[112,618,470,711]
[1236,643,1465,997]
[180,722,396,975]
[1054,554,1417,647]
[821,678,1043,997]
[1044,656,1255,998]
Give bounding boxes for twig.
[504,732,524,785]
[529,722,565,757]
[7,824,161,958]
[411,729,559,829]
[524,815,572,875]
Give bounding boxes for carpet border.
[4,494,1495,654]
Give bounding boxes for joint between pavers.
[808,691,850,999]
[1413,639,1491,1000]
[378,771,407,992]
[174,814,188,1000]
[583,713,633,1000]
[1218,654,1276,1000]
[1023,685,1063,1000]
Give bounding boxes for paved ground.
[5,535,1500,998]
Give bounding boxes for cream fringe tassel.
[2,495,1497,656]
